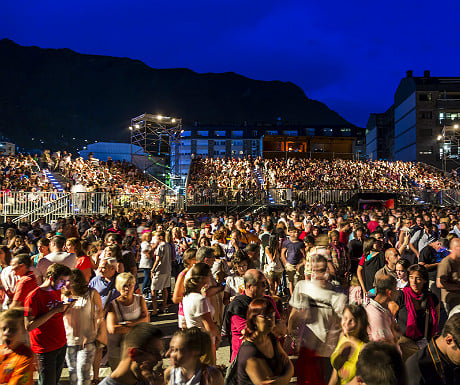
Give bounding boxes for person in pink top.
[366,274,399,343]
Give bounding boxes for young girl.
[329,304,368,385]
[0,308,34,385]
[165,327,224,385]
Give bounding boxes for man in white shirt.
[36,235,76,279]
[288,254,347,384]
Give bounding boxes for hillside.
[0,39,352,150]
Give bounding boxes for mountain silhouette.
[0,39,352,150]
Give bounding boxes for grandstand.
[1,152,460,221]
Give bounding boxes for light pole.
[438,122,459,172]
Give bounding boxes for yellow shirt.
[330,336,365,385]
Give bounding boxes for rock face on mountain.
[0,39,351,149]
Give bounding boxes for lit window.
[232,131,243,138]
[197,131,208,137]
[181,131,191,137]
[215,131,226,136]
[323,128,334,136]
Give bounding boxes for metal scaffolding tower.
[130,113,182,186]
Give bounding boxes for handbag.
[224,352,239,385]
[92,288,113,346]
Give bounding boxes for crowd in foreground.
[1,205,460,385]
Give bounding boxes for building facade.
[394,70,460,165]
[366,106,394,160]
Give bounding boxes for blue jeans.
[66,343,97,385]
[37,344,67,385]
[142,268,152,294]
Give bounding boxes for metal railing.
[110,190,181,211]
[1,192,111,224]
[185,187,460,207]
[186,188,267,206]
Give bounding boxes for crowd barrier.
[1,190,182,223]
[185,188,460,207]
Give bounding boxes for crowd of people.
[0,203,460,385]
[188,156,460,192]
[0,152,165,197]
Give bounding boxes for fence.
[1,189,183,223]
[1,192,111,224]
[185,187,460,207]
[111,190,182,211]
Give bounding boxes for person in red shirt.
[10,253,38,308]
[24,263,74,385]
[65,237,92,282]
[0,308,34,385]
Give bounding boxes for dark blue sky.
[2,0,460,127]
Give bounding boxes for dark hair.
[395,258,410,271]
[46,263,72,281]
[51,235,66,250]
[37,237,50,247]
[172,327,212,363]
[407,264,429,292]
[244,297,276,339]
[122,235,136,250]
[13,253,32,269]
[184,263,210,296]
[232,250,250,272]
[0,245,12,266]
[245,243,259,254]
[197,236,211,247]
[375,274,397,295]
[267,234,280,256]
[442,313,460,347]
[183,248,197,268]
[69,268,90,296]
[363,237,378,256]
[121,323,163,358]
[106,232,122,245]
[196,246,214,263]
[107,244,122,262]
[344,304,369,342]
[355,342,406,385]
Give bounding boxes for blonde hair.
[141,231,152,242]
[115,272,135,292]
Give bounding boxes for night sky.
[1,0,460,127]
